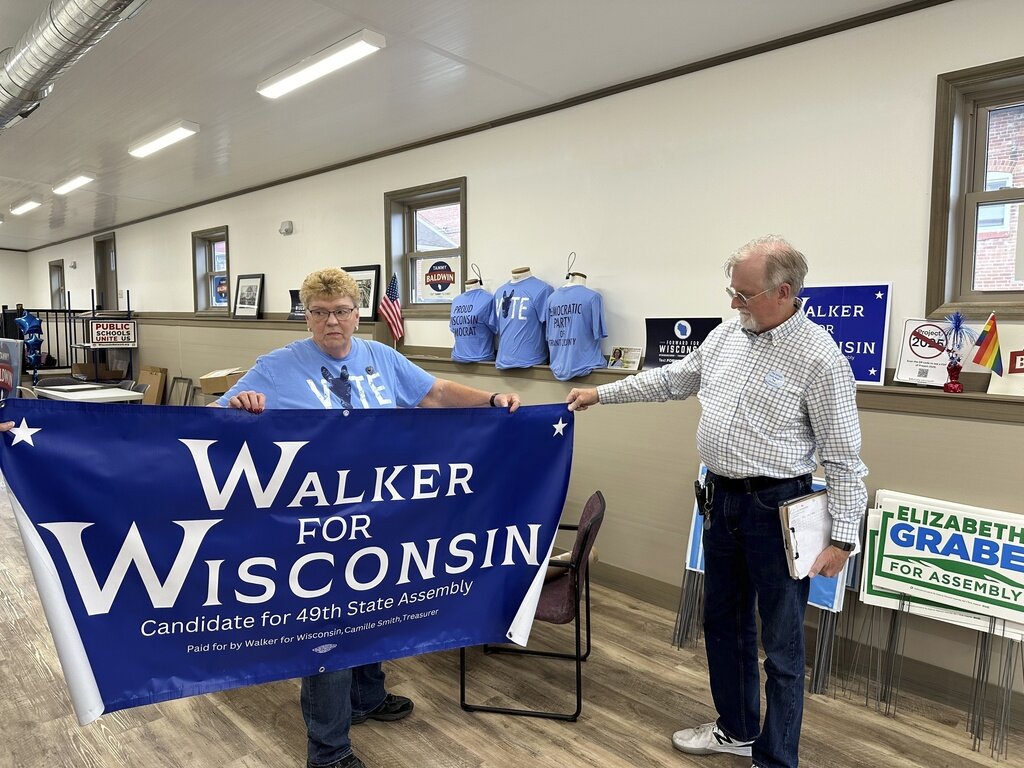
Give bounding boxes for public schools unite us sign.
[869,490,1024,625]
[0,400,574,724]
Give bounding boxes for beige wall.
[0,250,28,306]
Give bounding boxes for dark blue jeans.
[702,475,811,768]
[301,663,387,767]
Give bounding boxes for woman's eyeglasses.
[308,307,358,321]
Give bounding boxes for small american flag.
[378,273,405,342]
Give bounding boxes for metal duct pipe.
[0,0,142,130]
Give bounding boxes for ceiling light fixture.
[53,171,97,195]
[10,197,42,215]
[257,29,386,99]
[128,119,200,158]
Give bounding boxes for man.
[566,235,867,768]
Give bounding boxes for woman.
[216,267,520,768]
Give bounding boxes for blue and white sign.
[644,317,721,369]
[0,400,573,724]
[800,284,891,386]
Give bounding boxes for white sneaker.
[671,721,754,756]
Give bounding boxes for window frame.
[192,226,230,315]
[927,57,1024,320]
[384,177,467,320]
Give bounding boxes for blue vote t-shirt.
[494,276,554,369]
[544,285,608,380]
[216,337,435,410]
[449,287,498,362]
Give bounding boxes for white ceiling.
[0,0,926,252]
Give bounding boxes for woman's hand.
[0,421,13,433]
[226,391,266,414]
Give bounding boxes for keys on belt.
[694,478,714,531]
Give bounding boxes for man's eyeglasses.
[308,307,358,321]
[725,286,772,306]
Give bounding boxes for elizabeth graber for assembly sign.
[871,490,1024,624]
[0,400,574,724]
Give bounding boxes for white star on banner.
[9,418,41,447]
[552,418,567,437]
[875,291,884,299]
[868,368,878,376]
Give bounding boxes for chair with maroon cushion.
[459,490,605,721]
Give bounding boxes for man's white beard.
[738,313,759,332]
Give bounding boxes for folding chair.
[460,490,606,721]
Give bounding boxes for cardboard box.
[138,365,167,405]
[200,367,246,395]
[72,362,126,381]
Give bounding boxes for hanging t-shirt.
[494,276,554,369]
[449,287,498,362]
[544,285,609,380]
[216,337,434,410]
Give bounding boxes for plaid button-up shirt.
[597,306,868,543]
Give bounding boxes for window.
[384,178,466,317]
[927,58,1024,319]
[192,226,230,313]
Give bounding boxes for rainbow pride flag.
[972,312,1003,376]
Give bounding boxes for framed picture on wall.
[233,273,265,319]
[343,265,380,321]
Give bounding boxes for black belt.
[706,472,810,494]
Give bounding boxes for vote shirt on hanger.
[449,287,498,362]
[544,284,608,380]
[494,276,554,369]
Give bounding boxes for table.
[34,384,145,404]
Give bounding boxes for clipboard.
[779,489,830,580]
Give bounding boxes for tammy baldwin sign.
[872,490,1024,624]
[0,400,573,724]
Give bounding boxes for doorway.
[93,233,118,310]
[48,259,66,310]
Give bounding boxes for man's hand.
[226,391,266,414]
[491,393,522,413]
[566,388,599,412]
[0,421,13,433]
[808,546,851,578]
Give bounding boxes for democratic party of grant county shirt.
[494,276,554,369]
[595,307,868,544]
[216,337,435,410]
[544,284,608,381]
[449,287,498,362]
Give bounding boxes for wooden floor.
[1,486,1019,768]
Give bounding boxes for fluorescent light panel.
[257,29,385,99]
[53,171,96,195]
[129,119,200,158]
[10,198,42,215]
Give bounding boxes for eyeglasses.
[725,285,772,306]
[307,307,358,321]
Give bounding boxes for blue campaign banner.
[799,284,891,386]
[0,399,573,724]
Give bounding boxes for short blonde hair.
[300,268,361,307]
